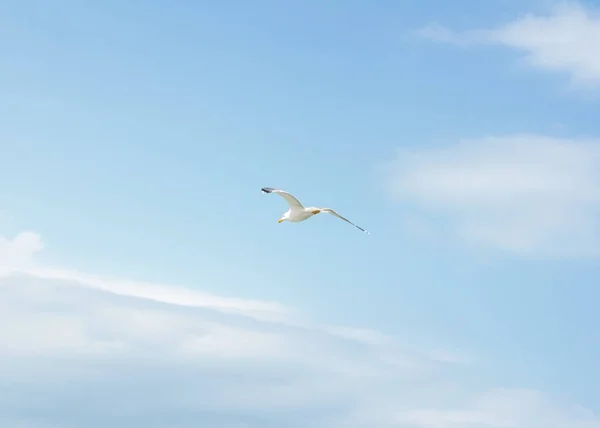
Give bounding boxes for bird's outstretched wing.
[261,187,305,210]
[322,208,370,234]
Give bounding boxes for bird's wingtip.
[261,187,274,194]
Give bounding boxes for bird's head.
[278,211,290,223]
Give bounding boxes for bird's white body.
[282,206,321,222]
[261,187,369,234]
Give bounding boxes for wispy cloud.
[396,388,600,428]
[0,231,43,271]
[0,231,598,426]
[428,348,473,364]
[386,134,600,258]
[418,2,600,87]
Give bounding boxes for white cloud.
[386,134,600,258]
[418,2,600,87]
[0,230,598,427]
[396,388,600,427]
[0,231,43,271]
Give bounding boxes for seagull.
[261,187,370,234]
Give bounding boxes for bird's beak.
[278,218,284,223]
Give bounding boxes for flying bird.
[261,187,369,234]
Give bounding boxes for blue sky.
[2,0,600,426]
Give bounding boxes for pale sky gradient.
[1,1,600,427]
